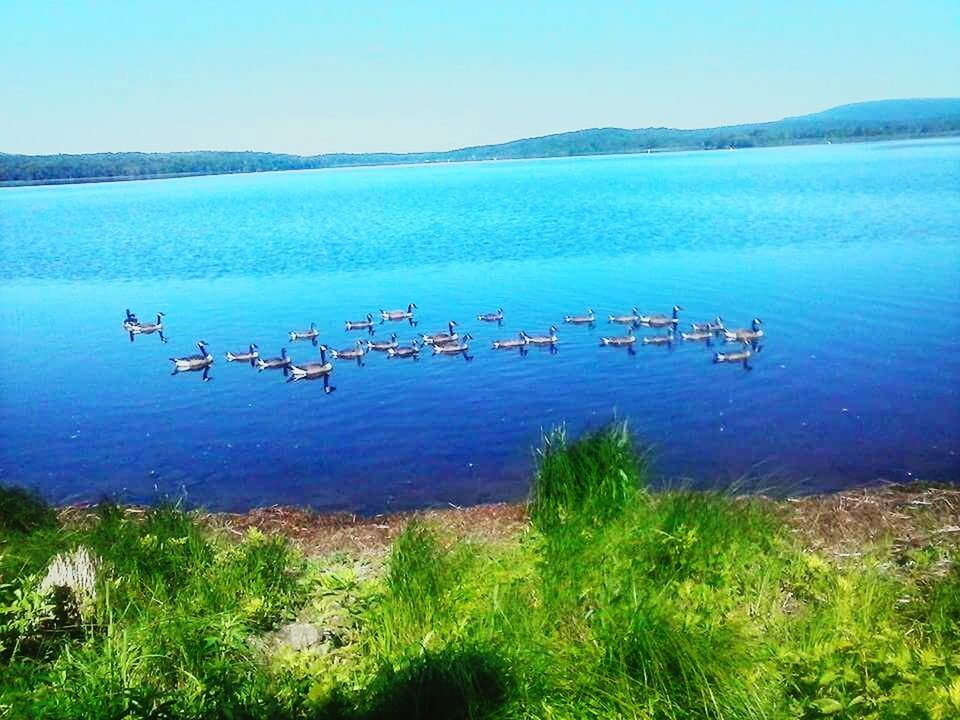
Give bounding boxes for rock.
[269,622,323,652]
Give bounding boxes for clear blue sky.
[2,1,958,155]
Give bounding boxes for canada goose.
[387,341,422,359]
[520,326,559,346]
[365,333,399,352]
[330,339,367,365]
[714,346,751,363]
[641,330,674,345]
[638,306,683,327]
[714,344,753,369]
[722,318,764,343]
[170,340,214,373]
[608,308,641,325]
[122,308,139,329]
[345,313,375,332]
[256,347,291,371]
[380,303,417,321]
[600,328,636,346]
[225,344,259,363]
[491,334,528,350]
[289,322,318,342]
[288,345,334,380]
[477,308,504,322]
[421,321,459,345]
[690,316,724,333]
[432,334,473,360]
[564,309,595,325]
[128,312,167,342]
[680,330,713,342]
[288,346,335,391]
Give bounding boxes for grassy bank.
[2,425,958,719]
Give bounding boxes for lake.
[1,139,958,512]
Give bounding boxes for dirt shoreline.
[56,482,958,558]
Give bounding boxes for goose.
[387,341,422,359]
[128,312,167,342]
[690,316,725,333]
[122,308,139,330]
[330,339,367,365]
[680,330,713,342]
[638,306,683,327]
[722,318,764,343]
[170,340,214,372]
[365,333,399,352]
[225,343,259,363]
[345,313,376,332]
[608,308,641,325]
[714,344,752,368]
[477,308,504,322]
[600,328,636,346]
[491,333,528,350]
[256,347,291,371]
[288,345,334,379]
[564,309,596,325]
[289,322,318,342]
[641,330,674,345]
[380,303,417,321]
[421,321,459,346]
[520,326,559,346]
[432,334,473,359]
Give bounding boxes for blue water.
[1,139,959,512]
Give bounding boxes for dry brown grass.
[780,483,960,558]
[202,502,529,557]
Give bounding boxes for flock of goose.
[122,303,765,389]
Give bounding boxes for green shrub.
[0,486,56,534]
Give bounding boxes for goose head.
[752,318,763,330]
[249,343,258,352]
[408,303,417,311]
[281,347,288,358]
[366,313,373,321]
[549,325,558,334]
[672,305,683,315]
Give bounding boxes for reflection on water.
[0,139,958,512]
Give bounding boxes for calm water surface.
[1,139,959,511]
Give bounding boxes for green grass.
[2,427,959,719]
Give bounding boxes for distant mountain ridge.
[2,98,958,186]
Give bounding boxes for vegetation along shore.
[2,424,959,719]
[2,98,958,187]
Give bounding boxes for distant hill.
[2,98,958,186]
